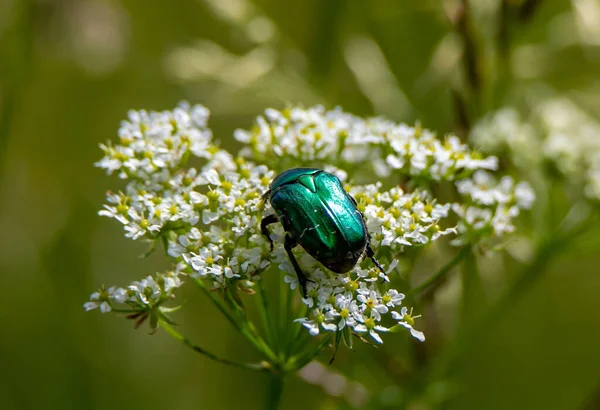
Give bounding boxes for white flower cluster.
[452,170,535,245]
[96,103,217,241]
[96,102,213,180]
[84,271,183,314]
[236,105,534,246]
[470,98,600,201]
[282,254,424,344]
[166,158,276,288]
[347,184,456,249]
[234,105,498,181]
[539,99,600,200]
[469,108,541,169]
[88,102,533,344]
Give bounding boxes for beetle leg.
[366,244,388,281]
[284,234,309,298]
[260,214,279,251]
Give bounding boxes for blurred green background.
[2,0,600,409]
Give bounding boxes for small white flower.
[189,245,223,276]
[356,286,389,317]
[515,181,535,209]
[382,289,404,307]
[354,315,389,344]
[83,287,115,313]
[295,310,337,336]
[129,276,161,306]
[391,307,425,342]
[330,295,360,330]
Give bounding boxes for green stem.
[264,373,284,410]
[286,303,310,357]
[286,333,334,372]
[409,246,471,297]
[282,284,300,358]
[460,247,486,322]
[455,0,485,116]
[256,278,280,356]
[159,319,267,372]
[279,276,291,351]
[192,277,279,363]
[518,0,544,21]
[192,277,242,330]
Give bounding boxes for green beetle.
[261,168,386,297]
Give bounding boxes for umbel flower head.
[470,97,600,202]
[86,102,534,348]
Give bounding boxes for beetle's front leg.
[260,214,279,251]
[284,234,309,298]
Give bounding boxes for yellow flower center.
[345,280,359,292]
[221,181,233,192]
[206,191,219,201]
[113,152,128,162]
[116,204,129,214]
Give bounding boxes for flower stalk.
[160,319,268,372]
[264,373,285,410]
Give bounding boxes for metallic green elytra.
[261,168,386,297]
